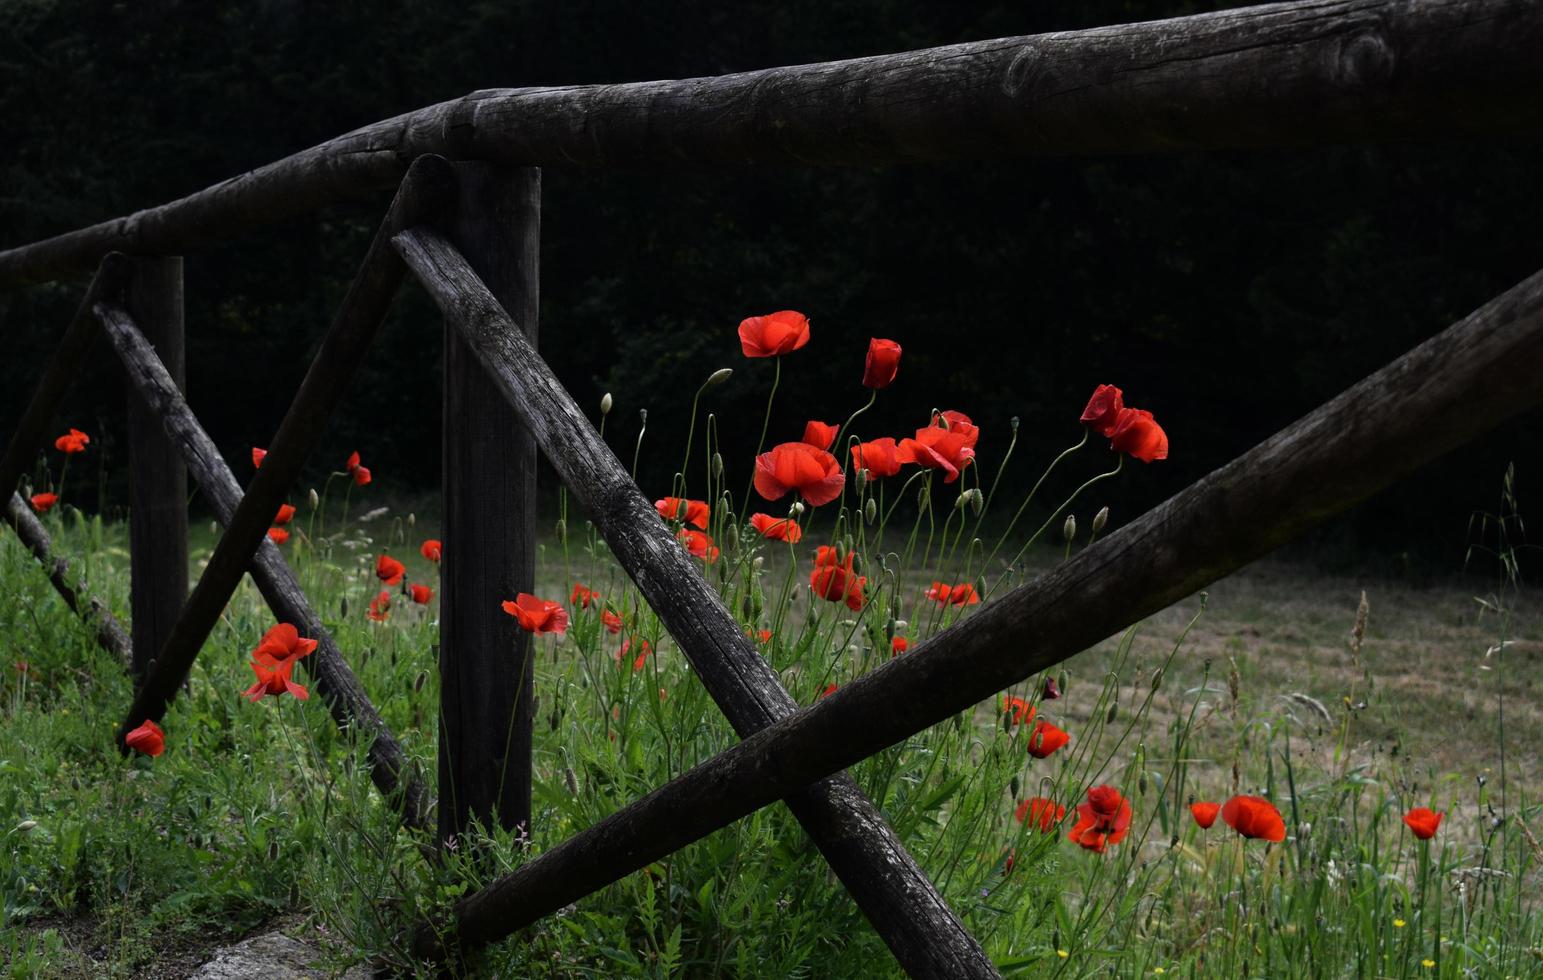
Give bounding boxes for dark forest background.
[2,0,1539,572]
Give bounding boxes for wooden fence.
[2,2,1542,976]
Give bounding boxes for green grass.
[3,485,1541,977]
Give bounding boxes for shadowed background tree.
[2,0,1538,568]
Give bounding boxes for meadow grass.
[2,491,1539,978]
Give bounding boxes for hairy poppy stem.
[976,430,1087,581]
[739,357,781,513]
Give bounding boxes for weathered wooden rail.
[2,1,1540,975]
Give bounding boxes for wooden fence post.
[125,256,187,679]
[438,163,540,847]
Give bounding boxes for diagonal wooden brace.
[95,302,432,831]
[3,492,132,665]
[0,254,131,500]
[394,226,999,978]
[115,155,457,745]
[398,261,1543,955]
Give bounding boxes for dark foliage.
[2,0,1538,565]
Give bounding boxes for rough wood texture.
[438,163,540,846]
[396,227,999,978]
[4,0,1541,286]
[412,263,1543,950]
[124,256,189,679]
[115,155,457,746]
[96,303,431,830]
[4,492,132,664]
[0,254,131,499]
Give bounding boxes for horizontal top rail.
[2,0,1539,288]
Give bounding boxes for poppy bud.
[407,512,416,528]
[269,839,281,861]
[555,518,567,543]
[854,468,868,492]
[964,489,983,515]
[954,493,967,511]
[752,556,764,573]
[893,619,908,632]
[1106,702,1118,723]
[917,484,930,508]
[340,595,349,618]
[209,520,219,536]
[564,767,579,796]
[1150,667,1163,691]
[15,820,36,833]
[1009,776,1020,797]
[790,501,805,517]
[864,498,877,524]
[705,368,734,388]
[725,524,740,551]
[1091,506,1108,536]
[639,408,647,424]
[712,452,724,478]
[413,670,428,693]
[1010,416,1020,432]
[601,392,613,415]
[1063,514,1077,542]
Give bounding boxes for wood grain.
[114,155,457,746]
[396,226,999,977]
[96,302,432,831]
[409,258,1543,952]
[3,1,1539,286]
[437,163,541,847]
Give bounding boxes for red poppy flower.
[1027,720,1070,758]
[252,623,319,666]
[29,492,58,514]
[375,554,406,586]
[1190,801,1221,829]
[1221,795,1287,842]
[862,338,902,389]
[757,629,773,643]
[850,437,903,479]
[244,656,309,702]
[570,583,600,608]
[1068,785,1134,853]
[1403,807,1443,840]
[1015,797,1066,832]
[891,636,909,656]
[738,310,811,358]
[896,412,977,483]
[820,683,838,699]
[1042,676,1062,700]
[266,527,289,544]
[1001,695,1035,728]
[409,583,433,604]
[677,528,721,563]
[420,539,442,562]
[367,590,391,622]
[926,582,980,607]
[619,636,653,671]
[655,497,710,529]
[802,420,838,451]
[750,512,803,543]
[602,609,624,634]
[251,447,267,469]
[346,451,372,486]
[1109,408,1168,463]
[274,504,296,525]
[54,428,90,454]
[501,593,569,635]
[754,442,844,506]
[123,719,165,757]
[810,552,865,611]
[1079,385,1124,437]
